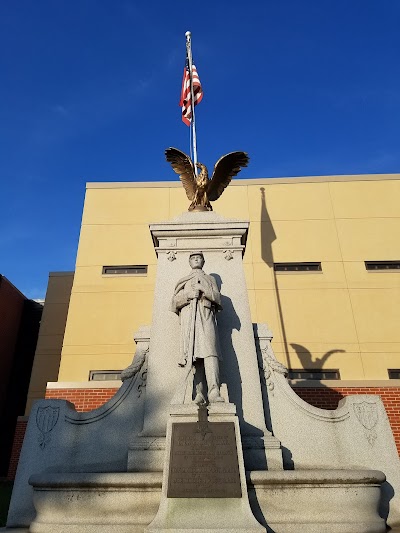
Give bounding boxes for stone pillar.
[130,212,282,472]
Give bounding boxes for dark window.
[365,261,400,271]
[102,265,148,275]
[288,369,340,380]
[89,370,122,381]
[388,369,400,379]
[274,262,322,272]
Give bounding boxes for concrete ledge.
[0,527,29,533]
[29,472,162,489]
[248,469,386,533]
[46,381,121,389]
[248,469,386,485]
[289,379,400,388]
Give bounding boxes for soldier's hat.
[189,251,204,259]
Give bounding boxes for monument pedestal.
[134,212,282,474]
[146,403,264,533]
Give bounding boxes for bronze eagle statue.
[165,147,249,211]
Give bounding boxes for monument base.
[248,469,386,533]
[146,403,264,533]
[27,472,161,533]
[16,467,386,533]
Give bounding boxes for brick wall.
[293,386,400,456]
[45,388,119,411]
[7,418,28,480]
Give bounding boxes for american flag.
[179,59,203,126]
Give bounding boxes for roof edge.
[86,173,400,189]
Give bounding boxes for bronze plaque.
[167,421,242,498]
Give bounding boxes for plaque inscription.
[167,421,242,498]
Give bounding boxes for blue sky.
[1,0,399,299]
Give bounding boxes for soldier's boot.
[205,357,224,403]
[193,364,207,405]
[194,382,206,405]
[208,388,224,403]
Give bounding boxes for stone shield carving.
[353,402,378,445]
[36,406,60,449]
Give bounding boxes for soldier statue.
[171,252,224,404]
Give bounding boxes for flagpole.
[185,31,198,176]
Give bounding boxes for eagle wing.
[165,147,196,201]
[207,151,249,201]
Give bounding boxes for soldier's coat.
[171,269,222,367]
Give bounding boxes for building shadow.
[211,274,243,419]
[212,273,264,441]
[257,187,392,526]
[259,187,292,369]
[259,188,347,378]
[258,187,347,417]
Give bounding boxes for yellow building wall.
[26,272,74,413]
[57,175,400,383]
